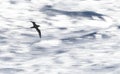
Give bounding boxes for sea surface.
[0,0,120,74]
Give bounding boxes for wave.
[41,5,107,21]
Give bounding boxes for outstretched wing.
[30,21,36,28]
[36,28,41,38]
[32,22,36,26]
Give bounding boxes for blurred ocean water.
[0,0,120,74]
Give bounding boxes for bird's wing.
[31,22,36,26]
[36,28,41,38]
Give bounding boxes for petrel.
[30,21,41,38]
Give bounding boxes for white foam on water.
[0,0,120,74]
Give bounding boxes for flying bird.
[30,21,41,38]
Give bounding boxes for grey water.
[0,0,120,74]
[41,5,106,21]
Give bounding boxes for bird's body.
[31,21,41,38]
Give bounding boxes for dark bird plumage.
[30,21,41,38]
